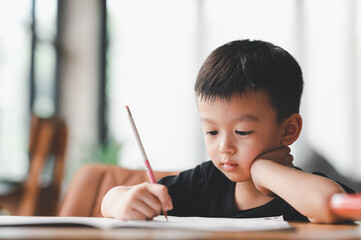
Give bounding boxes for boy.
[101,39,354,223]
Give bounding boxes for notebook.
[0,215,291,231]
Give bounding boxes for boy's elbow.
[308,211,342,224]
[308,209,346,224]
[308,186,347,224]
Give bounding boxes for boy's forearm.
[250,160,346,223]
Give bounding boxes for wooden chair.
[0,114,68,216]
[58,164,178,217]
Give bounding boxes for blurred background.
[0,0,360,215]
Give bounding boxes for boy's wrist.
[250,159,277,196]
[250,159,266,182]
[250,158,270,174]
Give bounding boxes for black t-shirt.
[158,161,354,221]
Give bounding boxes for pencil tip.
[163,211,169,222]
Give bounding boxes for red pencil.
[125,106,168,221]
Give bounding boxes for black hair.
[194,39,304,122]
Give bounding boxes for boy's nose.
[219,137,236,155]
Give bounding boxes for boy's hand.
[101,182,173,220]
[255,146,294,168]
[250,147,294,196]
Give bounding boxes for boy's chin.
[220,170,251,183]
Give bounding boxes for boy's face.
[198,90,285,182]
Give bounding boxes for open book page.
[0,215,291,231]
[127,215,291,231]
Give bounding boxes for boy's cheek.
[253,138,283,157]
[240,141,267,160]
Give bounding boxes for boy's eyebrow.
[201,114,259,123]
[236,114,259,122]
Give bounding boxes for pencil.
[125,105,168,221]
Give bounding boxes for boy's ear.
[281,113,302,146]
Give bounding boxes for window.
[0,0,58,180]
[0,0,32,179]
[32,0,58,118]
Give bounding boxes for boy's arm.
[101,183,173,220]
[250,149,346,224]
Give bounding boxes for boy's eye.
[235,130,253,136]
[206,130,218,136]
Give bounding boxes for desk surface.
[0,222,360,240]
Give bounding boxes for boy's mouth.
[221,161,238,171]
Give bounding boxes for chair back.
[58,164,178,217]
[0,114,68,216]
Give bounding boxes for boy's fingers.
[146,184,173,211]
[127,183,163,216]
[280,146,291,155]
[258,146,290,158]
[286,146,291,153]
[122,208,148,221]
[138,189,163,215]
[112,202,148,221]
[131,198,158,220]
[286,153,294,167]
[107,183,172,221]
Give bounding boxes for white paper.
[0,215,291,231]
